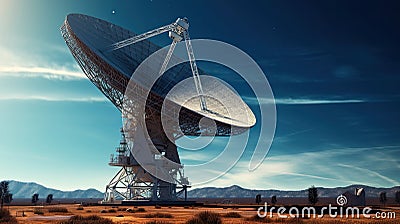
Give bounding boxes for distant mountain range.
[187,185,400,198]
[7,180,103,199]
[4,180,400,199]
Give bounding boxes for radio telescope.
[61,14,255,203]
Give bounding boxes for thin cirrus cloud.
[0,65,103,102]
[0,95,108,102]
[192,145,400,189]
[242,96,365,105]
[0,65,87,80]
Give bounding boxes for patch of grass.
[58,215,115,224]
[306,221,345,224]
[33,208,44,215]
[274,218,304,223]
[143,212,173,218]
[136,207,146,212]
[223,212,242,218]
[48,207,69,213]
[245,215,306,223]
[186,211,222,224]
[145,221,172,224]
[245,214,272,223]
[0,209,18,224]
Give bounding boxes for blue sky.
[0,0,399,191]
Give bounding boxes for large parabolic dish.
[61,14,256,201]
[61,14,255,135]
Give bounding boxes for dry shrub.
[48,207,69,213]
[186,211,222,224]
[143,212,173,218]
[274,217,304,223]
[223,211,242,218]
[0,209,18,224]
[58,215,114,224]
[245,214,272,223]
[145,221,172,224]
[136,207,146,212]
[307,221,345,224]
[33,208,44,215]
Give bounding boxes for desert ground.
[4,203,399,224]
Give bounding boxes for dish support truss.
[104,129,189,202]
[61,22,191,202]
[61,17,245,202]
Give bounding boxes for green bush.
[186,211,222,224]
[143,212,173,218]
[58,215,115,224]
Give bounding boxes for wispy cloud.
[337,164,399,186]
[191,145,400,189]
[0,95,107,102]
[276,98,365,105]
[242,96,365,105]
[0,66,87,80]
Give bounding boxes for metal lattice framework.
[61,14,250,136]
[60,14,255,202]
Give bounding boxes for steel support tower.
[105,128,188,202]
